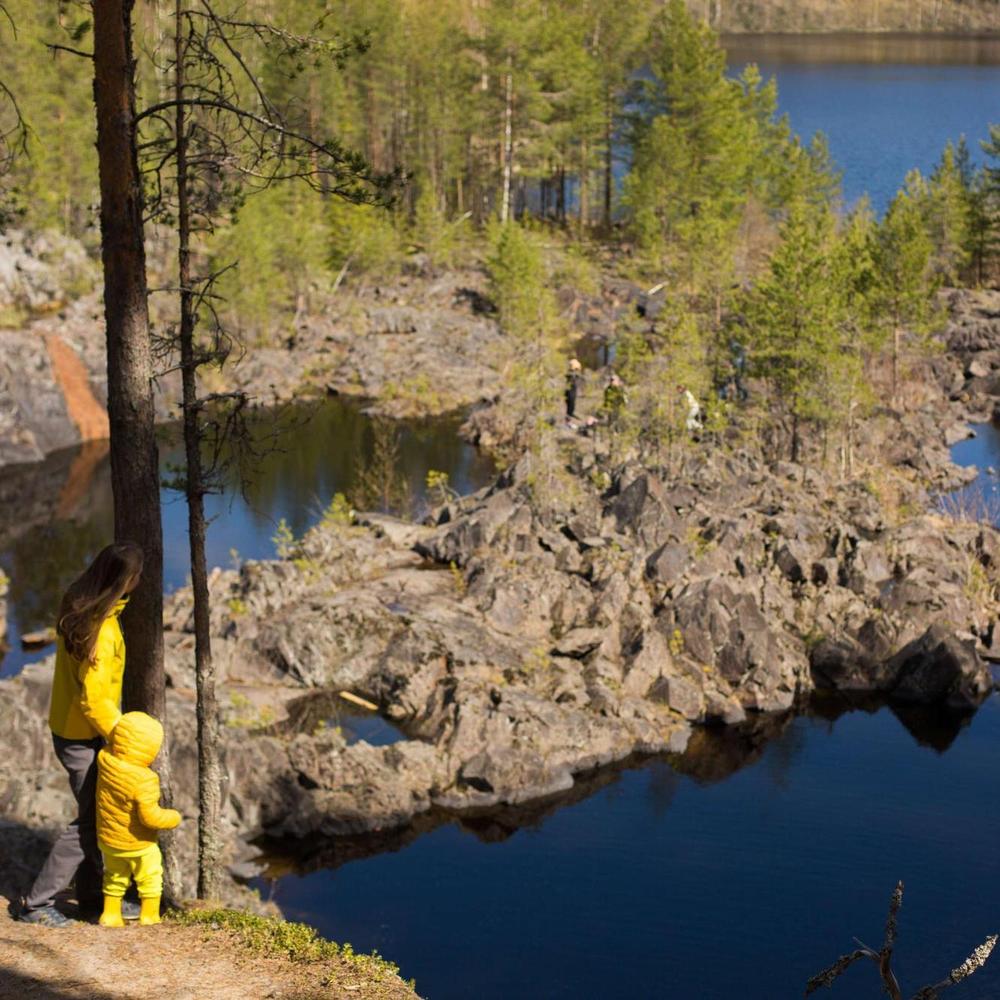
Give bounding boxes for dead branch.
[805,883,995,999]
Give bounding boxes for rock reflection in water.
[0,443,114,672]
[252,691,984,888]
[266,689,404,748]
[809,689,975,753]
[0,397,496,675]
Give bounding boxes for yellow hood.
[109,711,163,767]
[97,710,180,852]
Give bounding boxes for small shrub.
[321,492,355,528]
[272,518,296,559]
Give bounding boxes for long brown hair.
[57,543,144,663]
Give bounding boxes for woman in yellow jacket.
[18,542,144,927]
[96,711,181,926]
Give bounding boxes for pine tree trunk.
[173,0,222,901]
[92,0,177,895]
[500,57,514,224]
[892,325,900,407]
[603,91,613,230]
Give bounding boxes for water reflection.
[252,694,1000,1000]
[0,397,496,676]
[254,693,971,880]
[265,689,404,748]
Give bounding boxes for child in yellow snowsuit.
[95,711,181,926]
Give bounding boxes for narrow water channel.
[0,397,496,677]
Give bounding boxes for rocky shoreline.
[4,270,1000,902]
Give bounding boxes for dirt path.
[0,899,419,1000]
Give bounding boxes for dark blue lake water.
[246,428,1000,1000]
[727,35,1000,212]
[258,701,1000,1000]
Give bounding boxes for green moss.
[168,908,405,984]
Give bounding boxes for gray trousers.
[24,734,104,911]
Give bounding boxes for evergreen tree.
[873,172,941,407]
[743,198,844,463]
[925,142,971,284]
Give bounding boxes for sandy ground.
[0,898,419,1000]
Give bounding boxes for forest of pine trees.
[2,0,1000,467]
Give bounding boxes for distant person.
[679,384,703,434]
[95,711,181,927]
[565,358,583,421]
[602,372,628,427]
[18,543,144,927]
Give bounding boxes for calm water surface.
[243,420,1000,1000]
[0,398,495,677]
[259,701,1000,1000]
[725,35,1000,211]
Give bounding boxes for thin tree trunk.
[92,0,176,895]
[173,0,222,901]
[500,56,513,224]
[603,90,613,229]
[892,324,900,407]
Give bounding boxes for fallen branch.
[806,883,995,999]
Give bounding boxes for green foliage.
[623,0,788,298]
[425,469,457,506]
[448,560,466,595]
[743,198,847,459]
[553,243,601,296]
[925,142,972,283]
[615,298,713,467]
[328,198,404,278]
[226,597,247,617]
[226,693,276,730]
[272,518,297,560]
[872,172,943,403]
[168,907,403,982]
[410,186,468,268]
[211,185,331,344]
[381,372,444,415]
[321,492,355,528]
[486,218,552,339]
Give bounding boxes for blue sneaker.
[17,904,76,928]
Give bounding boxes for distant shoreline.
[721,30,1000,65]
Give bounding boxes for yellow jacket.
[48,598,127,740]
[96,712,181,853]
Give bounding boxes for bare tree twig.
[806,884,995,999]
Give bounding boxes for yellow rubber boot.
[99,896,124,928]
[139,896,161,926]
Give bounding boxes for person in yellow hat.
[19,542,144,927]
[96,711,181,926]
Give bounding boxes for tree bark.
[92,0,177,894]
[500,56,513,224]
[603,90,613,229]
[174,0,222,901]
